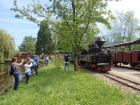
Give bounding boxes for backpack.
[8,64,16,75]
[65,56,69,62]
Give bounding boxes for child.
[24,61,32,84]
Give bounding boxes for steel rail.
[105,73,140,91]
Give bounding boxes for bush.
[53,56,63,69]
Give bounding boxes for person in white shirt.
[46,56,49,65]
[28,56,38,75]
[24,61,32,84]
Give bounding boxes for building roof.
[21,52,28,53]
[103,39,140,48]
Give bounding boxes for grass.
[0,63,140,105]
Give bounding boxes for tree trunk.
[74,54,78,71]
[72,0,75,22]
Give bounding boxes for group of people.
[10,53,71,91]
[11,55,39,91]
[43,55,53,65]
[43,55,50,65]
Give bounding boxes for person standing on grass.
[50,54,53,63]
[63,54,71,71]
[24,61,32,84]
[43,55,47,65]
[46,55,49,65]
[28,56,37,75]
[12,57,24,90]
[41,53,44,59]
[33,55,39,75]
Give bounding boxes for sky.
[0,0,140,49]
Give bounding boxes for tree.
[47,0,117,71]
[52,32,59,51]
[36,20,53,55]
[11,0,119,71]
[112,11,139,44]
[18,36,36,55]
[100,10,140,47]
[0,29,16,62]
[14,50,21,57]
[114,11,140,43]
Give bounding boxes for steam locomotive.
[70,37,112,72]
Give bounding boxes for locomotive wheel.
[91,67,96,71]
[79,61,85,67]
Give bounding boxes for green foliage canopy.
[14,50,22,56]
[0,29,16,62]
[36,21,53,55]
[104,10,140,45]
[50,0,117,54]
[18,36,36,55]
[11,0,119,54]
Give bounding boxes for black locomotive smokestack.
[95,37,105,48]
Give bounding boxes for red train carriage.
[22,52,30,58]
[16,52,30,58]
[104,39,140,68]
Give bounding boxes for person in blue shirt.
[43,55,47,65]
[33,55,39,75]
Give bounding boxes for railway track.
[105,73,140,91]
[113,65,140,70]
[80,66,140,94]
